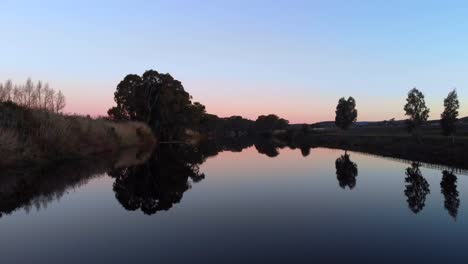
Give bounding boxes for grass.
[0,101,155,168]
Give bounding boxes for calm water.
[1,144,468,263]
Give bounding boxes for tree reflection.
[0,147,152,218]
[441,170,460,219]
[108,144,206,215]
[335,152,358,189]
[300,146,311,157]
[404,162,430,214]
[254,139,280,157]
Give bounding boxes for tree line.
[107,70,291,140]
[335,88,461,138]
[106,69,462,141]
[0,78,66,113]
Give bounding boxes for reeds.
[0,102,155,167]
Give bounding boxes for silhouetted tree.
[404,88,430,137]
[335,152,358,189]
[440,90,459,142]
[107,70,206,140]
[335,97,357,130]
[300,146,311,157]
[440,170,460,219]
[404,162,430,214]
[254,114,289,133]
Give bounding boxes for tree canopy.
[404,88,430,133]
[107,70,206,140]
[254,114,289,132]
[440,89,459,137]
[335,97,357,130]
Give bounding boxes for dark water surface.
[1,144,468,263]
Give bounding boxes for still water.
[0,143,467,263]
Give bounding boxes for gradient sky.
[1,0,467,123]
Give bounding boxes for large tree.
[254,114,289,132]
[404,88,430,134]
[440,89,459,139]
[108,70,206,140]
[335,97,357,130]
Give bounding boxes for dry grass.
[0,102,155,167]
[0,128,22,166]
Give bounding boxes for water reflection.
[0,136,465,220]
[335,152,358,190]
[404,162,431,214]
[0,148,151,217]
[109,144,207,215]
[441,170,460,219]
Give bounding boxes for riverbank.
[292,132,468,169]
[0,102,155,168]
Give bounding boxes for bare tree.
[24,77,34,107]
[33,80,43,109]
[44,86,56,111]
[55,90,66,113]
[3,80,12,101]
[43,83,51,109]
[0,83,4,102]
[13,85,23,105]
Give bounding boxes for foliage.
[404,88,430,133]
[254,114,289,132]
[440,89,459,136]
[107,70,206,140]
[335,97,357,130]
[0,101,154,167]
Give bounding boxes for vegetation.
[404,88,430,135]
[254,114,289,133]
[107,70,206,140]
[0,79,154,168]
[107,70,294,141]
[440,89,459,140]
[0,78,65,112]
[335,97,357,130]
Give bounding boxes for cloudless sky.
[1,0,467,123]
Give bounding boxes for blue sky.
[1,0,467,122]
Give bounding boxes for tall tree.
[54,90,66,113]
[404,88,430,136]
[335,97,357,130]
[440,89,459,141]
